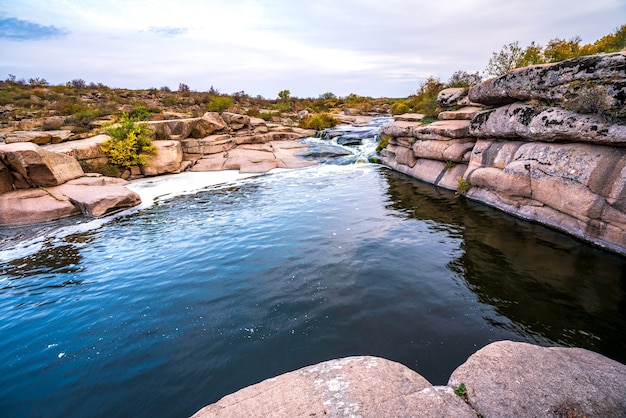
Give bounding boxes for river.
[1,120,625,417]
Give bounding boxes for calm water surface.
[1,163,625,417]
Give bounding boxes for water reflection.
[382,168,626,363]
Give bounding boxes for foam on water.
[0,170,264,263]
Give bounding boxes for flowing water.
[1,120,625,417]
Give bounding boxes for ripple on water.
[0,164,625,418]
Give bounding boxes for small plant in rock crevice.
[453,382,468,401]
[456,177,470,196]
[376,134,391,153]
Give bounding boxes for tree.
[207,95,234,112]
[178,83,190,93]
[594,24,626,53]
[67,79,87,89]
[484,41,525,77]
[446,70,482,88]
[544,36,584,62]
[319,92,336,100]
[278,89,291,101]
[518,42,545,67]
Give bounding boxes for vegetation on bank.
[101,113,156,168]
[0,25,623,139]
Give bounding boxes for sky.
[0,0,625,98]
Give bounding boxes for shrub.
[407,76,443,119]
[102,114,156,168]
[298,112,340,130]
[69,109,99,133]
[563,81,610,116]
[376,134,391,153]
[79,160,120,177]
[391,101,410,115]
[129,104,160,120]
[446,70,482,88]
[246,108,261,117]
[161,96,180,106]
[456,177,470,195]
[208,95,234,112]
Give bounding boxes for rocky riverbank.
[380,52,626,254]
[192,340,626,417]
[0,112,315,226]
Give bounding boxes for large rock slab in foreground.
[0,188,81,226]
[449,340,626,417]
[192,341,626,418]
[192,356,474,418]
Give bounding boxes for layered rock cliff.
[381,52,626,254]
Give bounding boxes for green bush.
[298,112,340,130]
[208,95,234,112]
[407,76,443,119]
[102,114,156,168]
[376,134,391,153]
[391,102,410,115]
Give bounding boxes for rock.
[394,113,425,122]
[147,118,196,140]
[0,188,81,226]
[412,138,476,163]
[222,148,277,173]
[221,112,250,129]
[438,106,482,121]
[469,52,626,120]
[0,142,84,187]
[436,87,468,108]
[52,177,141,217]
[271,141,316,169]
[4,130,73,145]
[41,116,66,130]
[390,144,417,167]
[381,121,423,138]
[249,117,269,133]
[181,134,233,156]
[0,160,14,193]
[190,154,227,171]
[449,340,626,418]
[413,120,470,140]
[336,136,361,146]
[296,144,353,160]
[469,102,626,146]
[140,140,183,176]
[193,113,228,137]
[44,134,109,160]
[381,150,467,191]
[464,139,626,253]
[192,356,476,418]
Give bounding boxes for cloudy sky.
[1,0,624,98]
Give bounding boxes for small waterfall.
[301,116,393,165]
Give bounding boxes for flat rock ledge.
[191,341,626,418]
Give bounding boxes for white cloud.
[1,0,624,97]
